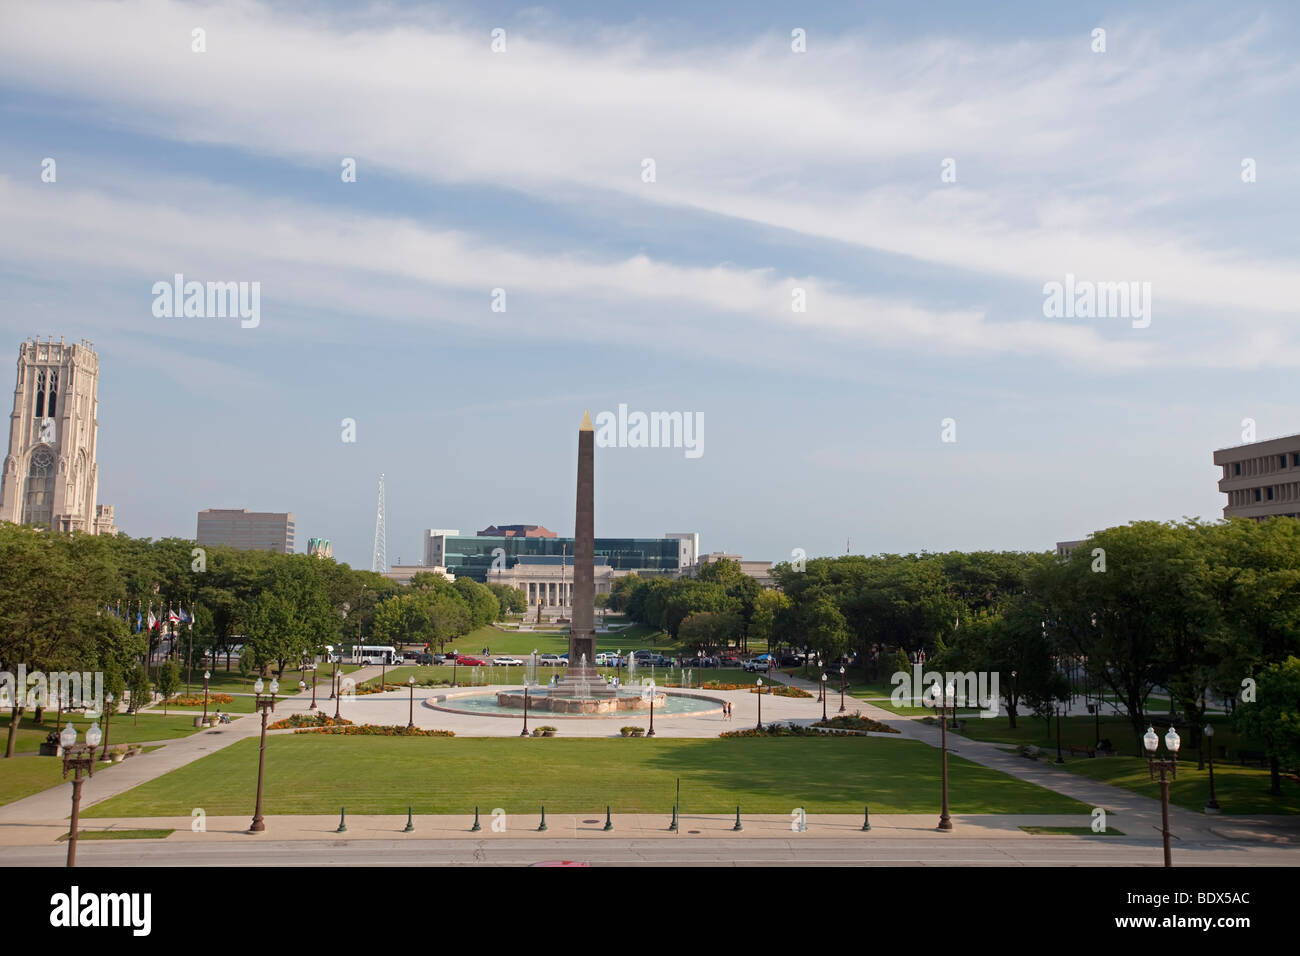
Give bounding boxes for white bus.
[351,645,401,665]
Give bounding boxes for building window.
[34,369,45,418]
[1268,487,1275,501]
[46,369,58,417]
[1255,489,1263,502]
[1235,463,1242,476]
[21,446,55,527]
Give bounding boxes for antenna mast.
[371,473,387,573]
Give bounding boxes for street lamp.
[1203,723,1220,814]
[821,673,828,721]
[407,676,416,730]
[817,657,825,702]
[1143,725,1180,867]
[1054,701,1065,764]
[839,665,847,713]
[98,693,115,762]
[452,655,458,688]
[935,680,954,831]
[333,667,342,721]
[328,645,337,700]
[521,685,530,737]
[644,680,657,737]
[201,672,211,723]
[309,664,318,710]
[248,678,278,833]
[755,677,764,731]
[61,721,102,867]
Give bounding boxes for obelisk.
[553,409,611,696]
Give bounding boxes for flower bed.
[620,726,646,737]
[813,713,899,734]
[269,713,352,730]
[294,724,454,737]
[167,693,234,707]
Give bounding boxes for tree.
[127,662,151,724]
[157,660,180,714]
[1233,656,1300,795]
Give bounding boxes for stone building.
[0,337,115,533]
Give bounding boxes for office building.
[197,509,295,553]
[1213,433,1300,519]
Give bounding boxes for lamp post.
[1144,725,1180,867]
[821,673,828,721]
[202,672,210,724]
[1203,723,1220,814]
[1054,702,1065,764]
[98,693,115,762]
[521,685,530,737]
[328,645,337,700]
[309,664,318,710]
[333,667,342,721]
[645,680,657,737]
[452,656,458,688]
[61,721,102,867]
[817,657,825,702]
[936,680,954,831]
[839,666,847,713]
[407,676,416,730]
[248,678,278,833]
[755,678,764,731]
[617,649,622,683]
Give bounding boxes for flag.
[147,609,158,631]
[136,611,143,632]
[168,607,181,625]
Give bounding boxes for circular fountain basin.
[427,688,723,719]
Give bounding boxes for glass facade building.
[440,534,682,582]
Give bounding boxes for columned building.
[0,337,114,533]
[196,509,295,553]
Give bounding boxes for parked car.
[492,657,524,666]
[456,655,487,666]
[743,659,771,673]
[432,654,447,664]
[719,656,741,668]
[416,653,435,665]
[595,652,622,666]
[538,654,566,666]
[401,650,420,661]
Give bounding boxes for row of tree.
[0,523,526,756]
[613,521,1300,786]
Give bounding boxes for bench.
[1237,749,1267,767]
[1069,744,1096,758]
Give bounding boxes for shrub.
[270,712,352,730]
[620,726,645,737]
[532,725,558,737]
[167,693,234,707]
[720,722,822,737]
[813,713,899,734]
[293,724,454,737]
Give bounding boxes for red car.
[453,655,487,666]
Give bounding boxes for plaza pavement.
[1,665,1296,865]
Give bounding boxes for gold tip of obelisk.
[580,409,593,431]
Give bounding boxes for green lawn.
[1060,756,1299,816]
[59,829,174,841]
[953,714,1258,760]
[0,747,162,807]
[85,735,1090,817]
[1,712,205,755]
[159,694,257,714]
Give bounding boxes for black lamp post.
[839,666,847,713]
[817,658,825,702]
[329,644,338,700]
[333,668,342,721]
[407,676,416,730]
[202,672,210,724]
[452,656,458,688]
[521,685,530,737]
[1144,725,1180,867]
[60,721,101,867]
[646,681,657,737]
[755,678,764,730]
[935,680,954,831]
[821,673,828,721]
[309,664,318,710]
[98,693,115,762]
[1054,702,1065,764]
[249,678,278,833]
[1203,723,1220,813]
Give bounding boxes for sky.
[1,0,1298,570]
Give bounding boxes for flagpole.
[186,598,194,696]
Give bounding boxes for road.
[2,836,1294,867]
